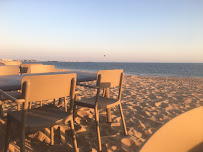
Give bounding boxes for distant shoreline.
[22,61,203,64]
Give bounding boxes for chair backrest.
[0,66,20,75]
[20,74,77,129]
[28,65,55,74]
[21,73,77,103]
[97,69,124,100]
[20,63,43,74]
[2,61,22,66]
[97,69,123,88]
[138,106,203,152]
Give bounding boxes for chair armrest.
[0,89,25,103]
[77,82,111,89]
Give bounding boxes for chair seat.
[0,91,23,100]
[75,96,120,109]
[8,104,71,129]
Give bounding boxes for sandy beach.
[2,0,203,150]
[0,73,202,152]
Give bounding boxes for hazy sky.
[0,0,202,62]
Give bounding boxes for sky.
[0,0,202,63]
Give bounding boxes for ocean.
[24,62,203,78]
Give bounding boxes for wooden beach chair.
[1,74,78,152]
[75,69,127,151]
[24,64,55,74]
[20,63,43,74]
[0,66,20,76]
[21,64,56,107]
[138,106,203,152]
[0,66,20,117]
[1,61,22,66]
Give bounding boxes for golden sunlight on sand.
[0,71,202,151]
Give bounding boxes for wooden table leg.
[104,88,112,123]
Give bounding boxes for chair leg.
[118,103,127,135]
[73,105,77,122]
[50,127,54,146]
[17,103,21,111]
[40,101,43,107]
[4,117,11,152]
[20,125,26,152]
[0,101,4,118]
[70,119,78,152]
[29,102,32,109]
[64,98,67,112]
[103,88,112,123]
[95,108,102,151]
[58,98,63,106]
[106,108,112,123]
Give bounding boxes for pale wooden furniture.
[0,66,20,117]
[1,61,22,66]
[26,64,55,74]
[20,63,43,74]
[138,106,203,152]
[1,74,78,152]
[75,69,127,151]
[0,66,20,76]
[0,70,96,117]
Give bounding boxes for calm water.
[24,62,203,78]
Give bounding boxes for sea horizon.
[24,61,203,78]
[21,60,203,64]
